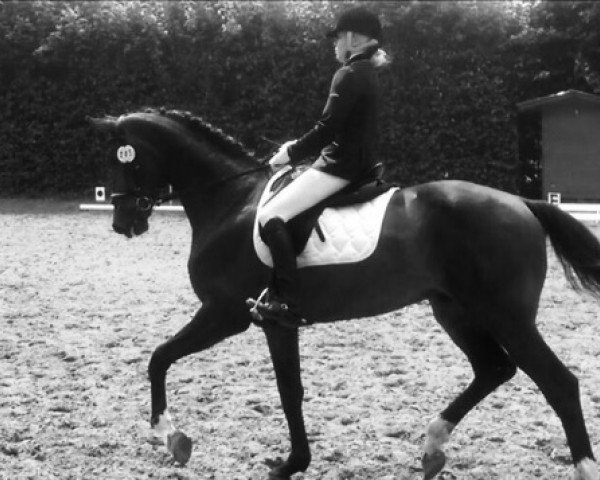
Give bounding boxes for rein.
[154,138,282,205]
[155,164,271,206]
[112,163,272,212]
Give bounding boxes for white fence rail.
[557,203,600,223]
[80,185,184,212]
[79,204,184,212]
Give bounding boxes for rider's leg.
[255,168,350,326]
[258,167,351,224]
[258,216,301,319]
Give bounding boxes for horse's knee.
[474,354,516,386]
[494,360,517,383]
[562,368,579,393]
[551,368,580,412]
[148,343,172,379]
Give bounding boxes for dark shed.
[517,89,600,202]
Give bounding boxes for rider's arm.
[287,67,359,164]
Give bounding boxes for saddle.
[266,163,397,254]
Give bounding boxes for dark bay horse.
[90,109,600,480]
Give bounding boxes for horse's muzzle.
[111,194,151,237]
[113,218,149,238]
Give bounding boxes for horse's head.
[90,109,264,238]
[89,113,171,238]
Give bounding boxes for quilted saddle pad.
[253,167,398,268]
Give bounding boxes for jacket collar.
[344,45,379,66]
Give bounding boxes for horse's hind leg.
[496,323,599,480]
[422,297,517,479]
[148,303,250,464]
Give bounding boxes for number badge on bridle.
[117,145,136,164]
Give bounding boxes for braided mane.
[142,107,255,160]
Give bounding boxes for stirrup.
[245,289,309,328]
[257,298,309,328]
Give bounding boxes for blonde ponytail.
[371,48,391,68]
[344,34,391,68]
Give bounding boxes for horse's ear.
[87,115,119,133]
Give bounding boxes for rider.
[254,6,390,328]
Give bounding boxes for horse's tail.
[524,199,600,297]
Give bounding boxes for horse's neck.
[169,150,254,191]
[164,134,267,238]
[177,170,267,240]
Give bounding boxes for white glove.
[268,139,297,170]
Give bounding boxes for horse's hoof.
[265,457,292,480]
[268,471,292,480]
[422,450,446,480]
[167,430,192,465]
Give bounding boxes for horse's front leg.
[148,302,250,465]
[263,325,311,479]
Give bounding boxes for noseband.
[111,192,155,214]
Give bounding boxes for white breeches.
[257,167,350,226]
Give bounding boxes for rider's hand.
[268,140,297,171]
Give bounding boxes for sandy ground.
[1,199,600,479]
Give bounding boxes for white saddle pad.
[253,168,398,268]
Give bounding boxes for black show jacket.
[288,48,381,182]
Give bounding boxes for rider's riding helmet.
[326,6,383,44]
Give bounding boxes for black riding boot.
[256,217,308,328]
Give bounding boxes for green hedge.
[1,1,599,197]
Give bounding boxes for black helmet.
[326,6,383,43]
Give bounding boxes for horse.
[89,108,600,480]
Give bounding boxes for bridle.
[111,163,271,213]
[111,135,281,214]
